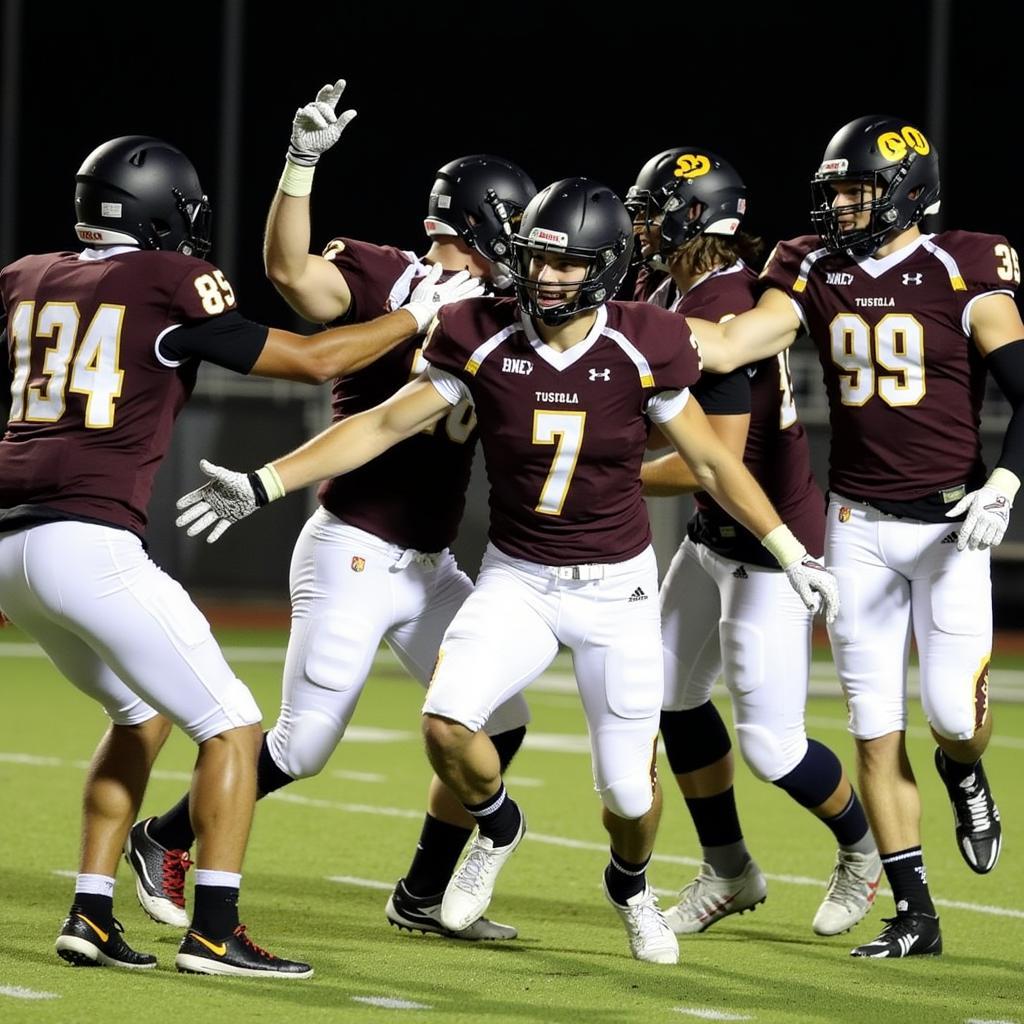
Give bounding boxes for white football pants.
[266,510,530,780]
[424,543,663,821]
[0,522,260,742]
[825,494,992,741]
[660,536,814,781]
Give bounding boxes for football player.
[0,134,480,976]
[627,148,881,938]
[684,115,1023,958]
[170,178,840,964]
[126,79,535,941]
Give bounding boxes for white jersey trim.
[463,322,521,375]
[792,246,829,294]
[77,244,140,261]
[428,366,471,406]
[599,324,657,388]
[647,388,690,423]
[522,306,608,371]
[154,324,186,368]
[919,236,969,292]
[854,233,929,279]
[961,289,1016,339]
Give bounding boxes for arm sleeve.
[692,367,752,415]
[158,311,270,374]
[986,337,1024,479]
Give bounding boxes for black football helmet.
[510,178,634,326]
[424,155,537,284]
[74,136,212,257]
[626,147,748,265]
[810,114,940,258]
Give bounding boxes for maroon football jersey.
[644,263,825,563]
[761,231,1019,502]
[318,237,476,551]
[0,249,239,535]
[424,298,701,565]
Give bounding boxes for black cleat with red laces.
[175,924,313,978]
[55,907,157,969]
[124,817,193,926]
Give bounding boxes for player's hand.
[784,554,840,624]
[401,264,486,332]
[287,79,357,167]
[175,459,270,544]
[946,483,1013,551]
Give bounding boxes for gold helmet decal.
[876,126,931,161]
[674,154,711,179]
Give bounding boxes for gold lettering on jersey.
[534,391,579,404]
[877,127,931,161]
[674,154,711,178]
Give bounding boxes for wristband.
[761,523,806,568]
[278,160,316,198]
[988,467,1021,503]
[253,464,286,504]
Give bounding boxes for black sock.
[256,734,295,797]
[404,815,473,896]
[463,784,522,847]
[72,892,113,927]
[604,850,650,904]
[684,788,743,847]
[149,794,195,852]
[881,847,936,917]
[191,885,240,940]
[822,791,872,849]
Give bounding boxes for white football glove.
[401,263,486,332]
[175,459,281,544]
[287,79,357,167]
[946,469,1018,551]
[783,553,840,625]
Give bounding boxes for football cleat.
[663,859,767,935]
[386,878,518,940]
[440,815,526,933]
[55,908,157,970]
[603,879,679,964]
[812,849,883,935]
[175,924,313,978]
[850,911,942,958]
[124,817,192,926]
[934,748,1002,873]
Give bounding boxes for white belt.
[549,563,606,581]
[392,549,442,572]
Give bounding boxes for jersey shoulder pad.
[424,297,518,379]
[605,301,701,391]
[927,230,1020,296]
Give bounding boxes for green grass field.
[1,626,1022,1023]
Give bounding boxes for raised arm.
[688,288,801,374]
[263,79,357,324]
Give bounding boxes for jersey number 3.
[7,300,125,428]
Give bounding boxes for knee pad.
[267,709,343,780]
[660,703,731,774]
[925,658,990,742]
[599,773,655,820]
[734,722,805,782]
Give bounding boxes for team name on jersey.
[827,272,855,285]
[854,297,896,307]
[502,357,534,375]
[535,391,579,404]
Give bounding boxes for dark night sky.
[5,1,1022,328]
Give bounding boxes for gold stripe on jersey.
[793,247,829,293]
[920,237,968,291]
[600,326,656,387]
[463,324,521,375]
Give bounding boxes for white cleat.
[812,848,882,936]
[440,815,525,933]
[603,880,679,964]
[385,879,518,940]
[664,859,767,935]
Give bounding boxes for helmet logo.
[817,158,849,176]
[100,202,122,218]
[673,154,711,179]
[876,126,930,161]
[528,226,569,247]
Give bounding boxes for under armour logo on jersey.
[732,565,748,579]
[902,272,924,285]
[589,368,612,382]
[628,587,648,602]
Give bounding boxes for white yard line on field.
[0,987,60,1000]
[351,996,432,1010]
